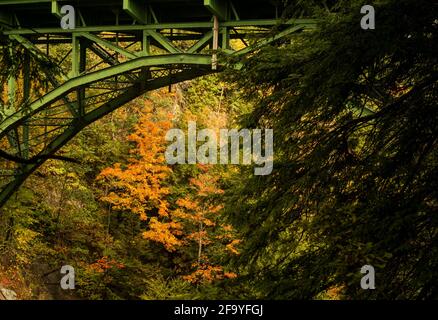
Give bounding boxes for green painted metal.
[142,30,150,55]
[71,34,81,77]
[22,53,31,160]
[0,0,318,208]
[188,31,213,54]
[51,0,62,19]
[145,30,182,54]
[79,32,139,60]
[123,0,147,24]
[2,19,316,36]
[204,0,228,20]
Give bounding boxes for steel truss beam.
[2,19,316,36]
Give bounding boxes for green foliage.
[140,275,196,300]
[225,0,437,299]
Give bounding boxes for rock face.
[0,287,17,300]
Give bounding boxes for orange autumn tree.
[98,107,184,252]
[175,165,239,284]
[98,104,240,283]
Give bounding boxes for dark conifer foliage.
[225,0,437,299]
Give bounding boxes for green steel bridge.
[0,0,316,208]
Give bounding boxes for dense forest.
[0,0,436,300]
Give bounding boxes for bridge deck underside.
[0,0,293,27]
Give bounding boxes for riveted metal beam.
[3,19,317,35]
